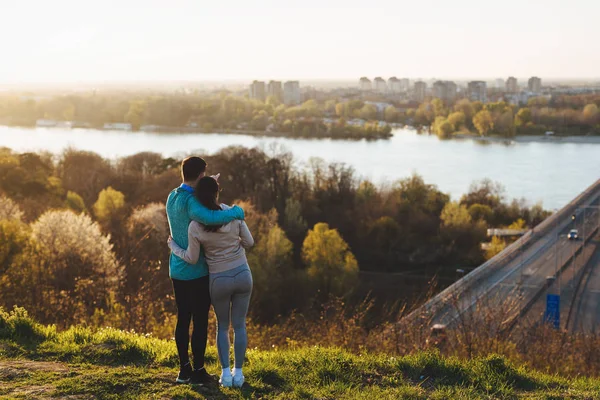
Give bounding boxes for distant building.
[414,81,427,102]
[283,81,301,105]
[103,123,132,131]
[495,79,504,89]
[36,119,58,127]
[302,86,325,102]
[467,81,487,102]
[505,92,532,106]
[249,80,266,101]
[505,77,518,93]
[400,78,410,92]
[374,77,387,93]
[388,77,402,93]
[267,80,283,102]
[528,76,542,93]
[433,80,457,101]
[359,77,372,91]
[365,101,392,116]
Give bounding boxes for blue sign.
[544,294,560,329]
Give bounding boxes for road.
[428,189,600,328]
[566,238,600,333]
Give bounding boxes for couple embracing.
[166,156,253,388]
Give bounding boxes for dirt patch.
[0,360,69,376]
[0,360,73,399]
[1,382,94,399]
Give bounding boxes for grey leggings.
[209,263,253,369]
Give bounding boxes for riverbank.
[0,124,391,141]
[453,132,600,144]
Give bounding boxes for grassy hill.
[1,308,599,399]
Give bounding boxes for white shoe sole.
[220,377,233,387]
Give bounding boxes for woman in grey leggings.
[168,176,254,388]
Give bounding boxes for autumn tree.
[58,149,113,206]
[282,198,308,248]
[0,219,28,275]
[384,105,399,122]
[4,210,123,324]
[468,204,493,223]
[454,99,475,124]
[0,196,24,222]
[431,98,447,118]
[440,202,486,265]
[448,111,466,131]
[248,224,301,320]
[583,104,599,126]
[65,191,86,213]
[124,100,147,131]
[514,107,532,127]
[359,104,378,120]
[473,110,494,136]
[486,236,506,260]
[302,222,358,298]
[495,110,515,137]
[93,187,125,222]
[433,116,454,138]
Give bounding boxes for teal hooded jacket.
[166,184,245,280]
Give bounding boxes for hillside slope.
[1,308,599,399]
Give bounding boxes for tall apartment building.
[414,81,427,102]
[373,77,387,93]
[283,81,301,105]
[249,80,266,101]
[495,79,504,89]
[267,80,283,102]
[400,78,410,92]
[467,81,487,102]
[359,77,372,91]
[433,80,457,101]
[388,77,402,93]
[528,76,542,93]
[505,77,518,93]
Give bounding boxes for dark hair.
[195,176,222,232]
[181,156,207,182]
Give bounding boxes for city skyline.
[2,0,600,84]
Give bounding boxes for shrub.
[65,191,86,213]
[23,210,123,322]
[93,187,125,222]
[0,196,24,221]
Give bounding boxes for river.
[1,125,598,210]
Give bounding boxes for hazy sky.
[1,0,599,83]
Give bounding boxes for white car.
[567,229,579,240]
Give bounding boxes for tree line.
[2,90,598,140]
[411,95,600,138]
[0,146,550,334]
[0,92,391,140]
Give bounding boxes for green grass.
[1,307,600,399]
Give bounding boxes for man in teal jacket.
[166,156,245,384]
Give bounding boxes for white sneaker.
[232,373,245,388]
[220,374,233,387]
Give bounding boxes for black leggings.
[172,276,211,369]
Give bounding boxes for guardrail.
[504,223,599,334]
[406,178,600,323]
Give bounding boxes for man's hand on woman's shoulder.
[230,205,245,220]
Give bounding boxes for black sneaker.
[191,367,216,385]
[176,363,193,384]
